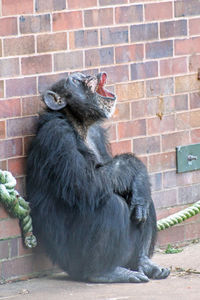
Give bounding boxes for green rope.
[0,170,37,248]
[157,200,200,231]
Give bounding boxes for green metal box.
[176,143,200,173]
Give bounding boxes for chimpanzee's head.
[43,72,116,122]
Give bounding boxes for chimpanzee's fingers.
[131,205,148,224]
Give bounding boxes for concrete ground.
[1,242,200,300]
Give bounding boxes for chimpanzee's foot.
[88,267,149,283]
[138,256,170,279]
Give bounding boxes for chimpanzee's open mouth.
[96,73,116,100]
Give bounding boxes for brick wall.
[0,0,200,282]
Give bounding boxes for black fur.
[26,73,170,283]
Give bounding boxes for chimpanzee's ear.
[43,91,67,111]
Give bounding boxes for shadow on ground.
[1,242,200,300]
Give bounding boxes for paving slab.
[0,242,200,300]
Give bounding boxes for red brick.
[175,74,200,93]
[160,20,187,38]
[54,51,83,72]
[21,55,52,75]
[116,82,144,101]
[100,65,129,84]
[18,237,32,256]
[189,18,200,35]
[153,189,177,210]
[176,112,190,130]
[6,77,37,98]
[130,23,158,42]
[131,61,158,80]
[0,218,21,239]
[0,121,6,139]
[16,177,26,198]
[0,240,9,260]
[118,119,146,139]
[4,36,35,56]
[101,26,128,45]
[149,173,162,192]
[146,77,174,97]
[22,96,40,116]
[190,92,200,109]
[0,17,18,36]
[84,8,113,27]
[35,0,66,12]
[185,222,200,241]
[20,14,50,34]
[115,5,143,24]
[1,256,34,280]
[0,40,2,57]
[0,204,10,219]
[37,32,67,53]
[148,115,175,135]
[146,40,173,59]
[162,131,190,152]
[190,110,200,128]
[0,58,19,78]
[115,44,144,63]
[24,136,34,155]
[100,0,127,4]
[0,160,7,171]
[2,0,33,16]
[8,157,26,177]
[53,11,83,31]
[7,116,38,138]
[110,140,132,156]
[131,99,157,119]
[0,98,21,118]
[178,184,200,205]
[112,103,130,122]
[157,225,184,246]
[189,55,200,72]
[133,136,160,155]
[69,30,98,49]
[163,170,193,189]
[160,57,187,76]
[175,37,200,55]
[38,72,68,93]
[0,81,4,98]
[149,152,176,173]
[68,0,97,9]
[175,94,188,111]
[175,0,200,17]
[191,129,200,143]
[145,2,172,21]
[0,139,22,159]
[85,47,114,67]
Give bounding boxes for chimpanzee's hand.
[130,202,149,224]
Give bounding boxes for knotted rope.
[157,200,200,231]
[0,170,37,248]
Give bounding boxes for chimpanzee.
[26,72,170,283]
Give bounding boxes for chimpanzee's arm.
[27,115,113,211]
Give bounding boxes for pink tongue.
[96,73,107,97]
[100,73,107,86]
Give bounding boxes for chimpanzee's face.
[43,72,116,120]
[65,72,116,119]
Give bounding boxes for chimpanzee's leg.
[99,153,152,223]
[126,202,170,279]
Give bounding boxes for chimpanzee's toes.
[152,267,170,279]
[138,256,170,280]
